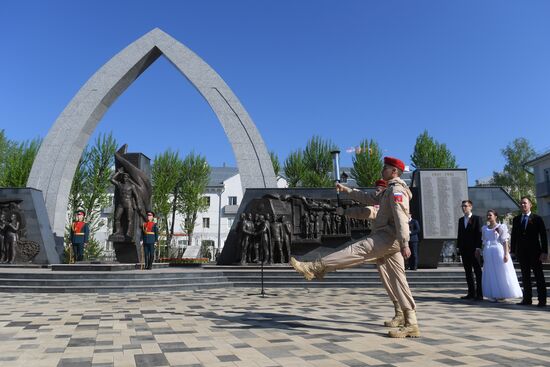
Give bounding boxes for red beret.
[384,156,405,171]
[375,179,387,188]
[74,210,85,216]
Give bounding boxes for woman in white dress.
[478,209,522,301]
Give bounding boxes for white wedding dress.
[481,224,522,299]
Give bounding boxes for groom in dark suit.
[511,196,548,307]
[457,200,483,300]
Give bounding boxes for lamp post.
[331,150,341,206]
[217,186,225,256]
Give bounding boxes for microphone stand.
[248,219,277,298]
[331,150,341,207]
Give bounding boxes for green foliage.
[178,152,211,245]
[200,240,214,260]
[67,133,117,239]
[491,137,537,206]
[351,139,384,186]
[151,149,182,243]
[410,130,458,169]
[61,236,104,262]
[0,133,41,187]
[84,237,104,261]
[270,151,280,177]
[283,150,305,188]
[283,136,338,188]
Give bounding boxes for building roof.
[208,167,239,187]
[525,150,550,167]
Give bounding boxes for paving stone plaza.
[0,282,548,367]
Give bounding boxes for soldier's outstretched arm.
[336,183,380,205]
[343,206,377,220]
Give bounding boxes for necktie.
[522,215,528,229]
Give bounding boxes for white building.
[525,151,550,238]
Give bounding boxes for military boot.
[388,309,421,338]
[290,258,328,281]
[384,301,405,327]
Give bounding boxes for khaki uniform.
[323,177,416,311]
[344,205,401,307]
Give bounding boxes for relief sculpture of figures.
[256,215,271,263]
[0,200,39,264]
[0,213,6,262]
[270,216,284,263]
[4,213,19,264]
[282,216,292,263]
[239,213,255,265]
[323,211,331,235]
[302,213,311,239]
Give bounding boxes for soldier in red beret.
[141,211,158,270]
[291,156,420,338]
[70,210,89,262]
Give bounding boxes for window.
[203,196,211,207]
[227,218,234,228]
[203,217,210,228]
[228,196,238,205]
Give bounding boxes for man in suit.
[457,200,483,300]
[511,196,548,307]
[408,217,421,270]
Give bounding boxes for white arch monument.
[28,28,277,239]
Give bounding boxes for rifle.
[68,245,75,264]
[140,242,145,270]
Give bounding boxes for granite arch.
[27,28,276,240]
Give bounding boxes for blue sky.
[1,0,550,185]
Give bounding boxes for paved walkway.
[0,287,548,367]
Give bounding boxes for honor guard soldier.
[291,157,420,338]
[70,210,89,262]
[141,211,158,270]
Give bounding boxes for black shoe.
[536,303,546,308]
[461,295,474,300]
[517,300,532,306]
[475,295,484,301]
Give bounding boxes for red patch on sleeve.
[393,193,403,203]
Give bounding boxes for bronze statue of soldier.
[110,168,144,238]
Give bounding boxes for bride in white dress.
[478,209,522,300]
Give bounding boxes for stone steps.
[0,282,232,293]
[0,265,548,293]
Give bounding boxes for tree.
[351,139,384,187]
[283,150,305,188]
[66,133,117,257]
[410,130,458,169]
[301,136,338,187]
[491,137,537,206]
[282,136,338,188]
[270,151,280,177]
[178,152,211,249]
[0,136,41,187]
[151,149,182,253]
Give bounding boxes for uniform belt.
[145,232,155,235]
[75,233,85,235]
